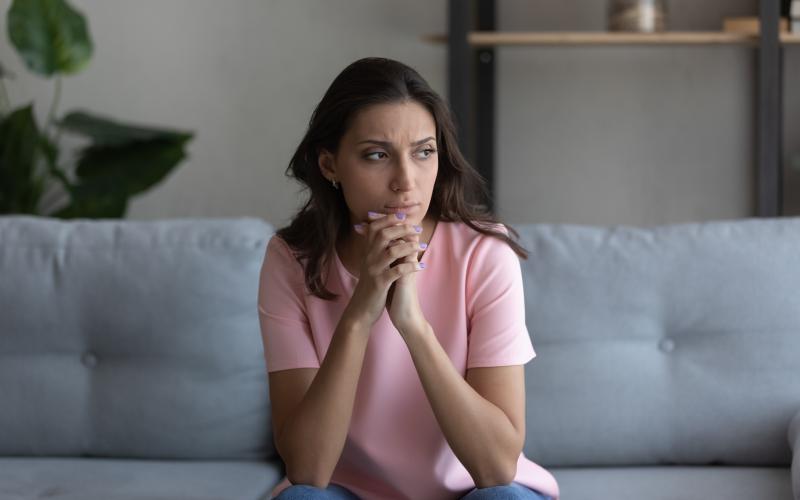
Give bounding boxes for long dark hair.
[277,57,528,300]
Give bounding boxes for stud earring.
[331,179,339,189]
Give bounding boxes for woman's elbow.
[285,465,333,490]
[472,455,518,488]
[278,441,335,489]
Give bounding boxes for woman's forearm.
[277,314,371,487]
[403,325,524,487]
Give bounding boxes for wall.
[495,0,791,226]
[0,0,447,226]
[2,0,797,226]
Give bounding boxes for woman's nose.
[391,158,414,192]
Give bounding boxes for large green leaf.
[73,139,190,198]
[59,111,191,147]
[0,104,50,214]
[7,0,93,77]
[53,186,127,219]
[53,111,193,217]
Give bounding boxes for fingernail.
[353,224,364,234]
[418,262,426,269]
[413,225,422,233]
[395,212,406,220]
[419,242,428,249]
[367,211,384,219]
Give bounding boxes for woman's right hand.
[341,212,426,330]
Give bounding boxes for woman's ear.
[318,149,336,183]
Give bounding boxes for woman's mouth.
[383,203,419,214]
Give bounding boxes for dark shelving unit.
[446,0,785,216]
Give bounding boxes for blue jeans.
[461,482,553,499]
[274,482,553,499]
[273,484,359,499]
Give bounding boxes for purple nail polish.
[413,225,422,233]
[419,242,428,249]
[395,212,406,220]
[353,224,364,234]
[368,211,382,218]
[419,262,426,269]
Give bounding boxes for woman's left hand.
[387,249,429,338]
[364,211,429,338]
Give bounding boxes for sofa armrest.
[790,409,800,500]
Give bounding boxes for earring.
[331,179,339,190]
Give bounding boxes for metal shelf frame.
[446,0,784,216]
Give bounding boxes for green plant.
[0,0,193,218]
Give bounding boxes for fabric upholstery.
[789,409,800,498]
[515,217,800,467]
[550,466,792,500]
[2,215,799,499]
[0,216,275,460]
[0,457,283,500]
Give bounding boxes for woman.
[258,57,559,500]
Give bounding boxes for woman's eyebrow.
[357,136,435,147]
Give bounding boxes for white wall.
[0,0,447,227]
[496,0,760,226]
[3,0,795,227]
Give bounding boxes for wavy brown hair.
[277,57,528,300]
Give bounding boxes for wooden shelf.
[440,1,787,216]
[425,31,800,46]
[783,33,800,44]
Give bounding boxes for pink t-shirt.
[257,221,559,500]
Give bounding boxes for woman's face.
[319,100,439,227]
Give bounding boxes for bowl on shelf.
[608,0,667,33]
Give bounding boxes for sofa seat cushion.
[0,457,283,500]
[551,465,792,500]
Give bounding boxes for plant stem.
[46,76,62,141]
[40,188,71,216]
[38,140,74,216]
[0,78,10,116]
[38,77,70,216]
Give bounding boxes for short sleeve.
[257,236,321,372]
[465,227,536,368]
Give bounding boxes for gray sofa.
[1,215,798,500]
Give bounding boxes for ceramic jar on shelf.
[608,0,668,33]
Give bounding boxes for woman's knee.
[460,482,551,500]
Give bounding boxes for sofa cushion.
[517,217,800,467]
[0,457,283,500]
[789,409,800,497]
[551,465,792,500]
[0,216,275,460]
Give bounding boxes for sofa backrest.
[517,216,800,467]
[0,216,275,460]
[5,215,799,469]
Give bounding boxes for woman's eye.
[418,148,437,159]
[365,152,387,160]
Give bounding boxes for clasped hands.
[352,211,429,339]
